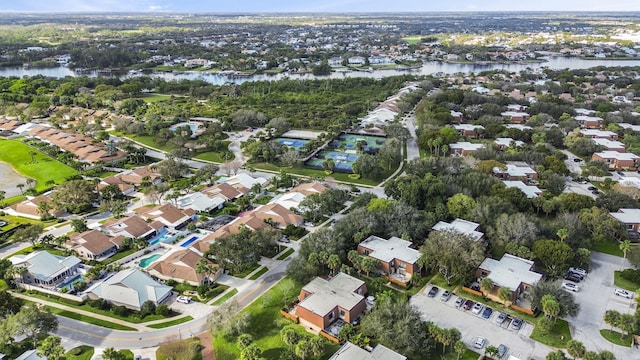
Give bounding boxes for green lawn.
[44,305,136,331]
[402,35,424,45]
[275,248,295,260]
[592,240,623,257]
[141,93,173,103]
[230,263,261,278]
[213,277,341,360]
[157,338,202,360]
[193,150,233,163]
[429,274,460,291]
[530,319,571,348]
[65,346,95,360]
[119,350,134,360]
[211,288,238,306]
[0,139,78,190]
[147,316,194,329]
[614,271,640,292]
[252,162,379,186]
[124,134,172,151]
[599,329,633,347]
[248,266,269,280]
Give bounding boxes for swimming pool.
[139,254,162,268]
[170,123,198,132]
[58,274,83,290]
[180,236,199,248]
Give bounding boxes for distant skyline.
[4,0,640,13]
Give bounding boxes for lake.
[0,161,27,198]
[2,57,640,85]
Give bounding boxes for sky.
[3,0,640,13]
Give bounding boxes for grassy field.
[613,271,640,292]
[65,346,95,360]
[600,329,633,347]
[275,248,295,260]
[213,277,341,360]
[429,274,461,291]
[252,162,379,186]
[230,263,261,278]
[530,319,571,348]
[402,35,424,45]
[211,288,238,306]
[592,240,623,257]
[44,305,137,331]
[0,139,78,190]
[141,93,173,103]
[193,150,233,163]
[147,316,194,329]
[157,338,202,360]
[248,266,269,280]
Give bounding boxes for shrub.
[156,304,170,316]
[165,279,177,287]
[112,305,130,317]
[619,269,640,285]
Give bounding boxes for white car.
[614,289,634,299]
[569,267,587,277]
[176,295,192,304]
[562,282,579,292]
[471,302,484,315]
[473,336,486,349]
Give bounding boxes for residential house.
[575,108,596,116]
[328,342,406,360]
[493,164,538,182]
[503,181,542,198]
[147,248,222,285]
[357,235,420,285]
[9,251,81,288]
[136,204,196,230]
[619,123,640,133]
[476,254,543,305]
[193,215,270,253]
[201,182,246,200]
[86,268,172,311]
[295,273,367,332]
[253,203,304,228]
[453,124,484,137]
[575,115,603,129]
[501,111,530,124]
[432,218,484,241]
[449,142,485,156]
[609,209,640,238]
[102,215,164,241]
[290,182,327,196]
[505,124,533,131]
[268,192,308,211]
[579,129,619,140]
[450,110,463,124]
[175,191,225,213]
[67,230,125,260]
[217,173,268,193]
[592,151,640,170]
[7,194,64,220]
[98,175,135,196]
[494,137,525,150]
[14,350,46,360]
[117,167,162,186]
[592,138,626,152]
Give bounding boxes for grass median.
[147,316,194,329]
[45,305,136,331]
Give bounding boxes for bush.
[69,347,83,356]
[619,269,640,285]
[88,298,111,310]
[165,279,177,287]
[112,305,130,317]
[156,304,170,316]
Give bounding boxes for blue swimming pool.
[180,236,199,248]
[58,274,83,290]
[139,254,162,268]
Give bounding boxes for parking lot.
[411,288,553,360]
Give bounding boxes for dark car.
[592,190,600,195]
[463,299,475,310]
[587,186,597,191]
[481,306,493,319]
[511,318,523,330]
[498,344,508,358]
[563,272,582,283]
[427,286,439,298]
[455,296,465,308]
[573,158,582,162]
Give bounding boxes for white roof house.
[479,254,542,291]
[298,273,365,318]
[87,268,172,310]
[493,164,537,178]
[449,142,485,154]
[15,350,46,360]
[328,342,406,360]
[454,124,484,132]
[594,151,640,162]
[503,181,542,198]
[358,235,420,265]
[592,138,626,151]
[579,129,618,139]
[619,123,640,133]
[10,251,81,286]
[575,108,596,116]
[218,173,268,190]
[610,209,640,226]
[432,218,484,241]
[494,137,525,148]
[268,192,308,211]
[505,124,532,131]
[175,192,225,212]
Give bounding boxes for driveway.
[410,290,554,360]
[569,252,639,358]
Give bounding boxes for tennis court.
[274,137,309,151]
[305,150,360,172]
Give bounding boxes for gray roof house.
[328,342,406,360]
[15,350,46,360]
[477,254,542,305]
[87,268,172,311]
[9,251,81,288]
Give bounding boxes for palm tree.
[480,277,494,296]
[0,190,5,207]
[17,183,25,195]
[454,340,466,360]
[566,339,586,360]
[619,240,632,268]
[556,228,569,242]
[36,201,52,219]
[29,151,37,164]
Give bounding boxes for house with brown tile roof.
[117,167,161,185]
[253,203,304,228]
[98,176,136,196]
[147,248,222,285]
[290,182,327,196]
[67,230,124,260]
[7,194,64,220]
[102,215,164,240]
[136,204,196,230]
[201,182,245,200]
[193,215,270,253]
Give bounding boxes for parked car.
[481,307,493,319]
[427,286,439,298]
[496,312,507,324]
[573,158,582,162]
[473,336,486,349]
[463,299,475,310]
[455,296,465,308]
[471,302,484,315]
[563,272,582,283]
[562,282,580,292]
[134,355,142,360]
[511,318,523,330]
[614,288,634,299]
[587,186,597,191]
[278,236,290,243]
[498,344,508,358]
[0,221,7,227]
[618,171,625,176]
[440,290,451,302]
[569,267,587,277]
[591,190,600,195]
[176,295,192,304]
